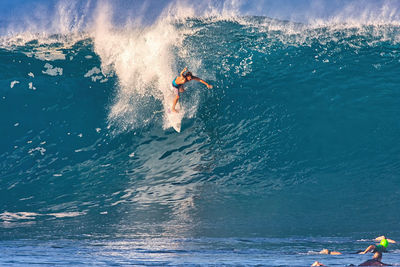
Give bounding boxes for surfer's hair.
[184,71,192,78]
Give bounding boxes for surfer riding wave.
[171,67,212,113]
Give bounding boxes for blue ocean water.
[1,2,400,266]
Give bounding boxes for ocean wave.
[1,2,400,238]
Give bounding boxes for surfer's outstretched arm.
[193,76,213,89]
[180,67,187,76]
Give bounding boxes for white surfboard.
[166,103,183,132]
[164,86,184,133]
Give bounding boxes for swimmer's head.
[380,238,388,248]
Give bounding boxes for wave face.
[1,5,400,241]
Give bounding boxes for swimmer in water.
[319,249,342,255]
[359,251,391,266]
[171,67,212,113]
[359,236,395,255]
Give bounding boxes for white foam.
[84,67,104,82]
[91,75,103,82]
[28,147,46,156]
[42,63,63,76]
[19,196,34,201]
[28,82,36,90]
[10,80,20,88]
[48,212,85,218]
[91,3,197,132]
[28,49,67,61]
[0,211,85,221]
[0,212,39,221]
[84,67,101,77]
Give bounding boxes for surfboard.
[166,103,183,132]
[167,110,181,132]
[164,87,184,133]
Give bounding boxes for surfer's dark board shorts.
[172,79,181,96]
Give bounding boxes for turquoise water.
[1,6,400,266]
[1,238,398,266]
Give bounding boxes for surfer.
[171,67,212,113]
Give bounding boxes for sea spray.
[91,3,209,133]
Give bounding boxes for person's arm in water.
[192,76,213,89]
[359,245,376,254]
